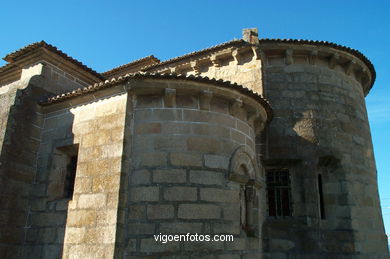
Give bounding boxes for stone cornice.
[40,72,272,123]
[258,39,376,95]
[143,39,252,72]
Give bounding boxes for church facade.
[0,29,388,258]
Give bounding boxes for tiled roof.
[102,55,160,78]
[258,38,376,90]
[142,39,251,71]
[0,62,16,74]
[3,41,104,80]
[41,72,272,121]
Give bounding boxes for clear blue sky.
[1,0,389,236]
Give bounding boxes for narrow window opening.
[266,169,292,217]
[64,154,78,199]
[318,174,325,219]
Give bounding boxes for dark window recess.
[64,155,78,199]
[266,169,292,217]
[318,174,325,219]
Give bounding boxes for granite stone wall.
[260,44,388,258]
[114,79,268,258]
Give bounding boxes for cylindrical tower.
[258,40,388,258]
[120,75,271,257]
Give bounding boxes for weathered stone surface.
[0,31,386,259]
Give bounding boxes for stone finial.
[199,90,213,110]
[164,88,176,107]
[242,28,259,44]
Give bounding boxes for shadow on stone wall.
[0,76,75,258]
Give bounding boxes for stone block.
[183,240,223,251]
[213,222,241,235]
[189,170,224,185]
[147,204,174,219]
[183,110,209,122]
[135,122,162,134]
[153,109,183,121]
[191,123,230,138]
[65,227,86,244]
[84,226,116,244]
[178,204,220,219]
[176,95,198,108]
[67,210,97,227]
[154,135,187,151]
[159,222,203,234]
[223,204,240,221]
[136,95,163,108]
[127,223,155,235]
[161,122,191,134]
[164,187,197,201]
[128,205,146,220]
[200,188,239,203]
[77,193,106,209]
[97,209,117,225]
[74,177,92,194]
[92,175,120,192]
[130,187,159,202]
[130,169,151,185]
[170,152,202,167]
[140,238,180,253]
[204,154,229,170]
[187,137,220,153]
[134,152,167,168]
[153,169,186,183]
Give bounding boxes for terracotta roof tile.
[102,55,160,78]
[142,39,251,71]
[3,41,104,80]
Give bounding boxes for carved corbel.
[230,98,243,116]
[309,50,318,65]
[190,61,200,75]
[247,111,260,126]
[254,121,265,135]
[285,49,293,65]
[164,88,176,107]
[199,90,213,110]
[328,53,339,69]
[345,60,356,75]
[210,54,220,67]
[232,48,241,64]
[251,46,262,61]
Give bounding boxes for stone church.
[0,28,388,258]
